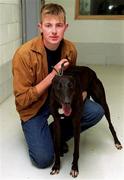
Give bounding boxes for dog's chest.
[58,108,64,114]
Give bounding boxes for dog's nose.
[64,99,71,105]
[65,102,70,106]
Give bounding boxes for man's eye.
[45,24,51,27]
[57,24,64,27]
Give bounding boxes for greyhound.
[49,65,122,178]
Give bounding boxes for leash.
[52,56,71,76]
[51,61,65,76]
[51,56,71,76]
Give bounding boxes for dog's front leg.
[70,118,80,178]
[50,116,61,175]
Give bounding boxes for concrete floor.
[0,65,124,180]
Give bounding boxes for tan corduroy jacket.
[12,35,77,121]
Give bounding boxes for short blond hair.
[40,3,66,23]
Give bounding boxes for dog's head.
[52,75,76,116]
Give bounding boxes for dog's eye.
[68,82,74,89]
[57,82,62,90]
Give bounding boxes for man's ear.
[37,23,42,32]
[65,23,69,30]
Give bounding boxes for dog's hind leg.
[101,100,122,150]
[91,78,122,150]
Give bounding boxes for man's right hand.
[52,58,70,75]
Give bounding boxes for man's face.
[39,14,68,49]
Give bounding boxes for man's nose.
[52,26,57,34]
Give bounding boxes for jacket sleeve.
[12,51,40,109]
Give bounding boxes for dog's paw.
[70,169,79,178]
[70,165,79,178]
[50,164,60,175]
[115,143,123,150]
[50,169,60,175]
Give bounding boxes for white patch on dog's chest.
[58,108,64,114]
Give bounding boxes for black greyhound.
[50,65,122,178]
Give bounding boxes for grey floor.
[0,65,124,180]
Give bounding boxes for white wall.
[45,0,124,65]
[0,0,22,103]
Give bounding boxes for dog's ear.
[52,75,60,85]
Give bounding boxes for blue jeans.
[21,99,104,168]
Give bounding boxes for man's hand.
[52,59,69,75]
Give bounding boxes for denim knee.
[93,103,105,123]
[29,149,54,169]
[81,100,105,131]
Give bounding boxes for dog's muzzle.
[62,103,72,116]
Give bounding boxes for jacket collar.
[30,34,45,54]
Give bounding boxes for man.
[12,3,104,168]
